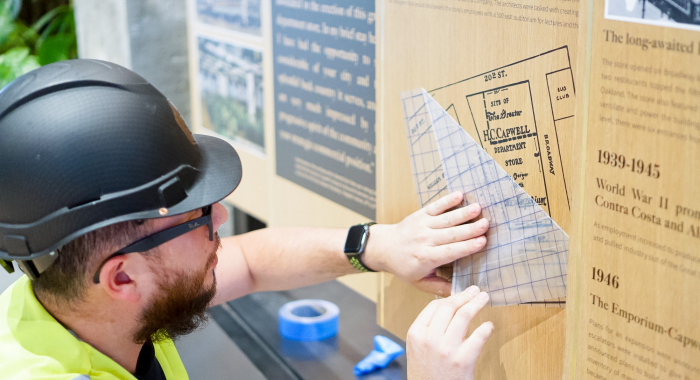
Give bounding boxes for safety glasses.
[92,205,213,284]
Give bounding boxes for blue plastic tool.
[353,335,405,376]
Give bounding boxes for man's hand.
[364,191,488,296]
[406,286,494,380]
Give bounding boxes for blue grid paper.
[401,89,568,307]
[402,91,449,209]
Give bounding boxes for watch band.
[344,222,377,273]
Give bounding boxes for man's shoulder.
[0,275,30,323]
[0,277,135,380]
[0,277,79,378]
[0,276,49,329]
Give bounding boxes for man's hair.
[32,220,152,307]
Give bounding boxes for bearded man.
[0,60,494,380]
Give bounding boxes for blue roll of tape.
[278,299,339,341]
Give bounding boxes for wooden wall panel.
[376,0,581,378]
[563,0,590,376]
[565,1,700,379]
[268,176,378,301]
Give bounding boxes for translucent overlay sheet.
[402,89,569,307]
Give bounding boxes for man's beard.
[132,234,221,344]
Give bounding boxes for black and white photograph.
[198,35,265,154]
[196,0,262,36]
[605,0,700,31]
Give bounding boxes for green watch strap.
[348,255,376,273]
[345,222,377,273]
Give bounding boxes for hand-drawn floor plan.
[429,46,575,231]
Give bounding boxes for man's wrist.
[360,224,388,273]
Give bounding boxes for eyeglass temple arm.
[118,213,213,255]
[92,211,213,284]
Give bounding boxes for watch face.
[344,225,365,253]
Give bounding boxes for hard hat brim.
[163,133,243,216]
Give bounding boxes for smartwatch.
[344,222,377,273]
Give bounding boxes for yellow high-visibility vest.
[0,276,189,380]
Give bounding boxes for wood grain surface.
[377,0,581,378]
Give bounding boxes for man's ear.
[98,256,141,303]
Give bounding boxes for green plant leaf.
[0,12,39,56]
[31,5,70,33]
[3,0,22,20]
[0,47,40,88]
[1,46,30,63]
[35,6,75,54]
[38,34,75,65]
[0,15,15,46]
[58,10,74,34]
[0,3,76,88]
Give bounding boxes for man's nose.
[211,202,229,233]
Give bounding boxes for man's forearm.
[213,226,386,304]
[236,226,361,291]
[212,192,488,304]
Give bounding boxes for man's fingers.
[425,191,464,217]
[428,203,482,229]
[458,321,495,364]
[413,276,453,297]
[427,285,480,335]
[431,236,487,267]
[444,291,490,346]
[432,218,489,246]
[412,296,441,327]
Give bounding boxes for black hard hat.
[0,59,242,278]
